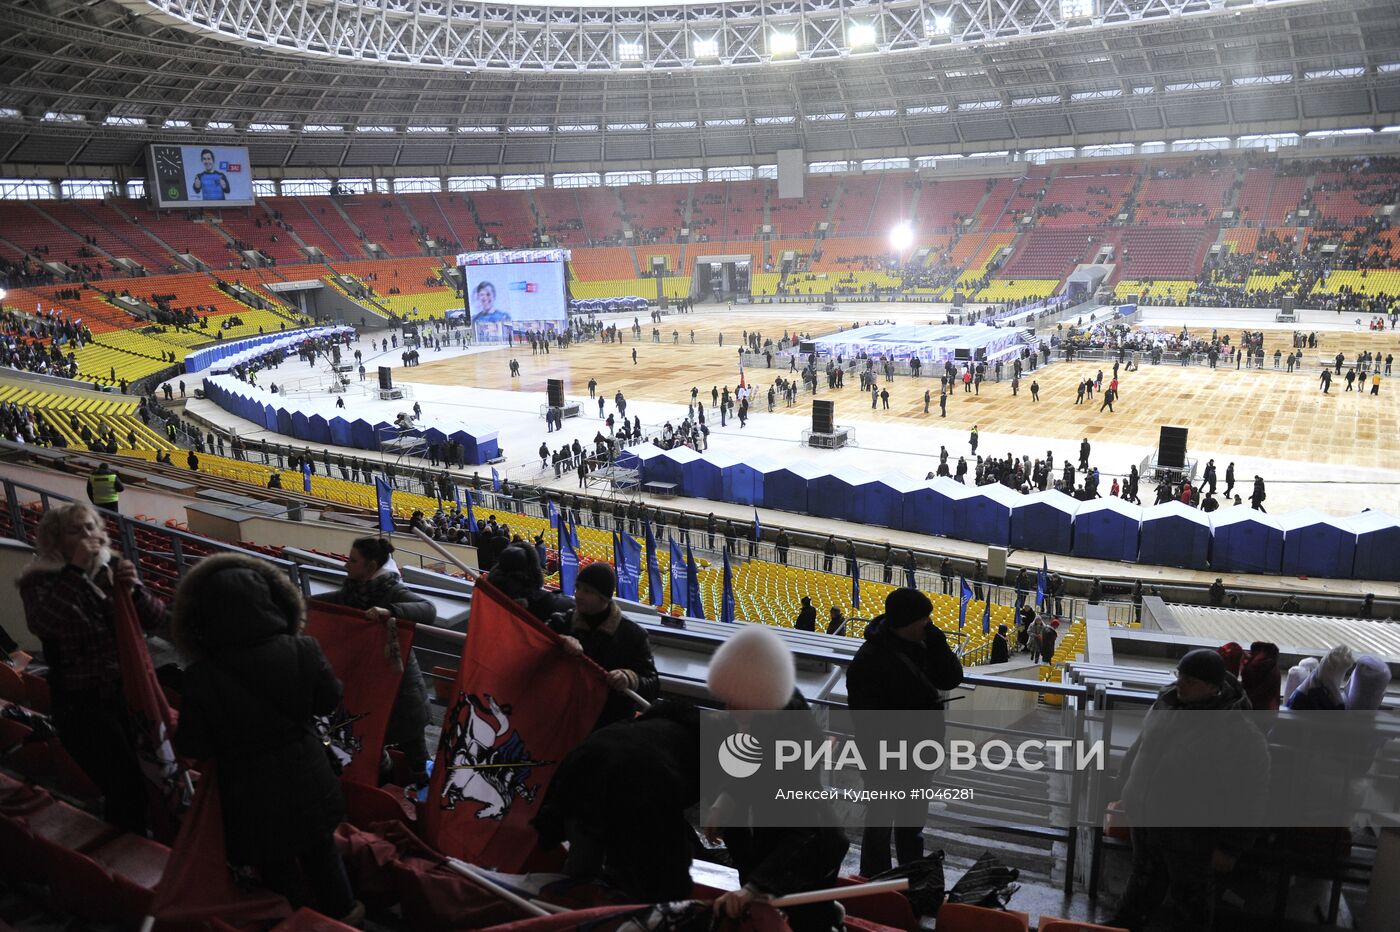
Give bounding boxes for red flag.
[113,586,190,839]
[148,766,292,925]
[421,579,607,871]
[305,600,416,786]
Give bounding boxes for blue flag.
[721,547,736,624]
[375,476,394,533]
[463,487,479,535]
[491,467,500,492]
[982,592,992,635]
[752,508,761,545]
[302,460,312,493]
[668,537,686,612]
[1036,557,1048,609]
[958,576,972,629]
[616,532,642,602]
[852,561,861,609]
[558,518,578,596]
[643,521,664,608]
[685,541,705,620]
[548,500,560,529]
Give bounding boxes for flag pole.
[445,858,550,917]
[413,528,482,581]
[138,917,155,932]
[768,878,909,907]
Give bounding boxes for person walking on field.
[1030,380,1040,401]
[969,425,979,455]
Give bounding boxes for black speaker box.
[378,366,393,391]
[812,399,834,434]
[1158,426,1188,469]
[1281,296,1296,314]
[547,378,565,409]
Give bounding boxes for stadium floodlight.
[850,23,878,48]
[0,288,7,302]
[889,222,915,253]
[693,35,719,59]
[770,31,798,57]
[1061,0,1093,19]
[930,14,953,35]
[618,39,644,62]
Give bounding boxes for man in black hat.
[845,588,964,877]
[794,596,817,632]
[549,562,659,729]
[1109,648,1269,932]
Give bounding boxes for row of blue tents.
[614,445,1399,580]
[186,327,342,374]
[569,296,649,313]
[201,377,500,465]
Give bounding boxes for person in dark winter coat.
[487,541,574,623]
[1109,649,1269,932]
[532,700,700,900]
[1239,641,1281,711]
[172,553,359,922]
[990,624,1011,664]
[549,561,658,729]
[18,502,168,833]
[845,588,964,877]
[314,537,435,784]
[827,606,846,636]
[705,626,849,932]
[794,596,817,632]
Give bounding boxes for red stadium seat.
[21,672,50,714]
[0,813,40,882]
[1039,919,1130,932]
[35,835,145,922]
[0,663,26,705]
[271,906,362,931]
[24,797,119,852]
[341,778,416,829]
[933,902,1030,931]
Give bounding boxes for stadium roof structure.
[1,0,1398,172]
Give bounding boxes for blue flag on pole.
[1036,556,1048,609]
[852,561,861,609]
[721,547,736,624]
[491,467,500,492]
[302,460,312,493]
[752,508,761,546]
[982,591,993,635]
[558,518,578,596]
[685,542,705,620]
[375,476,394,533]
[669,537,686,612]
[463,487,479,535]
[616,533,642,602]
[548,500,560,530]
[958,576,972,629]
[643,521,664,608]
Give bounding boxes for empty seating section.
[769,176,836,237]
[1117,227,1214,280]
[1313,268,1400,296]
[1311,170,1397,225]
[570,278,681,300]
[1262,175,1306,226]
[749,273,784,296]
[617,183,688,241]
[0,383,174,451]
[835,176,883,235]
[1000,179,1044,228]
[637,245,684,277]
[574,187,627,243]
[1222,226,1260,256]
[1234,168,1275,226]
[5,203,103,268]
[380,290,461,319]
[915,179,994,232]
[1135,169,1232,224]
[811,237,891,274]
[1001,229,1093,279]
[470,190,537,247]
[1037,171,1134,228]
[114,200,233,267]
[330,257,443,286]
[426,192,483,246]
[336,196,420,256]
[215,207,305,264]
[533,187,588,246]
[569,247,637,281]
[1114,279,1193,304]
[41,201,173,270]
[261,197,356,258]
[970,280,1059,303]
[18,286,136,335]
[396,193,466,249]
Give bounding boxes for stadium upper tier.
[3,154,1399,324]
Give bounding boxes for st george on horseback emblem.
[438,692,548,819]
[314,704,366,773]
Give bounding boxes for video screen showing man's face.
[201,150,216,172]
[473,281,508,322]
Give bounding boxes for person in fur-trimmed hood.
[172,552,361,923]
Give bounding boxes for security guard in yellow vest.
[86,463,123,512]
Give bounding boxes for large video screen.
[146,144,255,209]
[463,261,567,332]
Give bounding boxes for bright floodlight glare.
[889,222,914,252]
[618,39,643,62]
[0,288,7,302]
[850,23,877,47]
[770,31,798,56]
[693,36,719,58]
[932,14,953,34]
[1061,0,1093,19]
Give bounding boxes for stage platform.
[811,322,1025,366]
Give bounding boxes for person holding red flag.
[18,502,168,833]
[314,536,436,786]
[171,553,361,923]
[548,562,658,730]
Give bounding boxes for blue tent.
[1345,510,1400,581]
[306,414,332,444]
[349,419,375,449]
[902,477,973,537]
[765,460,828,514]
[1278,509,1357,579]
[862,473,924,531]
[1071,497,1142,562]
[624,445,669,484]
[276,408,295,436]
[1209,507,1285,575]
[328,417,353,447]
[807,466,875,522]
[1009,490,1080,554]
[955,482,1020,546]
[647,447,699,490]
[290,411,311,442]
[261,403,279,432]
[722,457,774,506]
[1138,501,1212,569]
[682,450,734,501]
[473,433,499,463]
